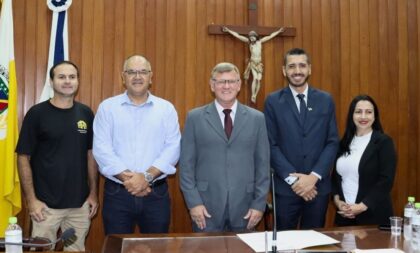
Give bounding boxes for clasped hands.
[290,173,318,201]
[334,195,367,218]
[120,171,151,197]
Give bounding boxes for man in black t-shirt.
[15,61,98,251]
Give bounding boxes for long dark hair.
[338,95,383,157]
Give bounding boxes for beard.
[286,74,310,88]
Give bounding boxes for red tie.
[223,109,233,139]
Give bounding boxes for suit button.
[303,155,307,159]
[303,134,306,137]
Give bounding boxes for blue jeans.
[103,178,170,235]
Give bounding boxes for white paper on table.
[353,249,404,253]
[237,230,340,252]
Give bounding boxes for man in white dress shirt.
[93,55,181,234]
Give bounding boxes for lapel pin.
[308,107,313,111]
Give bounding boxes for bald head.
[123,55,152,72]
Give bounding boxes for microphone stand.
[265,169,278,253]
[271,168,278,253]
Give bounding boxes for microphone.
[0,228,75,248]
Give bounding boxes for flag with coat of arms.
[0,0,22,236]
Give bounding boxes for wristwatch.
[143,171,154,184]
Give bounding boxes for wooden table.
[102,226,413,253]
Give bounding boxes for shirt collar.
[289,85,308,98]
[120,91,155,106]
[214,99,238,115]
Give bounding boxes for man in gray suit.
[180,62,270,232]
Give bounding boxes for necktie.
[297,94,307,124]
[223,109,233,139]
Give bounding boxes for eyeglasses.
[124,69,151,77]
[212,79,240,86]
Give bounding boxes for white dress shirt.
[93,92,181,183]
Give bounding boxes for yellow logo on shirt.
[77,120,88,133]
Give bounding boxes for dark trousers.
[275,193,329,230]
[103,178,170,235]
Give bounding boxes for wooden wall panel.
[4,0,420,252]
[396,0,409,205]
[406,0,419,206]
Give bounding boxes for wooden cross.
[208,0,296,37]
[208,0,295,105]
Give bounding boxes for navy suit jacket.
[264,86,339,196]
[333,130,397,225]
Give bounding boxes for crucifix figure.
[223,26,285,103]
[208,0,295,104]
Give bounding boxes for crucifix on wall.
[209,0,296,104]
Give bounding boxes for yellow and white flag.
[0,0,22,236]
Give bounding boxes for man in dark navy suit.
[264,48,339,229]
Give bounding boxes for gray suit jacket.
[180,101,270,228]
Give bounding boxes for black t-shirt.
[16,101,94,208]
